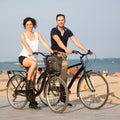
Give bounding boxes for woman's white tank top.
[19,32,39,61]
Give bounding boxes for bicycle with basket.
[6,52,69,113]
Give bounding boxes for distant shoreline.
[0,58,120,74]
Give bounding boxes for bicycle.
[6,52,69,113]
[39,50,109,110]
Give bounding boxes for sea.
[0,58,120,75]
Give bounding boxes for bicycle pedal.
[69,90,71,94]
[67,103,72,107]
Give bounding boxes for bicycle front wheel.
[77,71,109,109]
[7,75,27,109]
[45,76,69,113]
[37,72,48,106]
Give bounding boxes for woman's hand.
[28,50,33,56]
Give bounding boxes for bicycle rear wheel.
[77,71,109,109]
[7,74,27,109]
[45,76,68,113]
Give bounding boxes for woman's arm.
[20,33,33,56]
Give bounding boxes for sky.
[0,0,120,62]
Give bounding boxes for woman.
[19,17,53,109]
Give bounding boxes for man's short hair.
[56,14,65,20]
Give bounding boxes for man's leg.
[61,60,68,83]
[57,52,68,83]
[58,54,72,106]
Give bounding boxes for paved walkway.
[1,74,120,120]
[0,96,120,120]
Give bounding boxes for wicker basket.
[44,55,62,74]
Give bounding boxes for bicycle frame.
[68,63,82,90]
[35,71,47,96]
[67,52,93,92]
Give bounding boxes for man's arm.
[52,34,72,54]
[70,35,88,53]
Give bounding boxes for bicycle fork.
[84,73,95,92]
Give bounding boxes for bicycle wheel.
[77,71,109,109]
[7,74,27,109]
[37,72,48,106]
[45,76,69,113]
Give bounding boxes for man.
[50,14,89,83]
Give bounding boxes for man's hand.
[65,48,72,54]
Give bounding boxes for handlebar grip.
[87,50,93,55]
[72,50,79,54]
[33,52,38,55]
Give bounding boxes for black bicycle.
[39,50,109,110]
[6,52,69,113]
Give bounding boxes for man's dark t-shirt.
[51,27,73,53]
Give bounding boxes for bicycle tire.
[45,76,69,113]
[7,74,27,109]
[77,71,109,109]
[37,72,48,106]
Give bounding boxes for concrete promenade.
[0,73,120,120]
[0,96,120,120]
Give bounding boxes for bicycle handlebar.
[33,52,48,57]
[33,50,93,58]
[72,50,93,56]
[33,51,59,57]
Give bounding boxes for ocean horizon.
[0,58,120,75]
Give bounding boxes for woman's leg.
[22,58,40,109]
[22,58,37,81]
[32,70,37,87]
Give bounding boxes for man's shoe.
[67,103,72,107]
